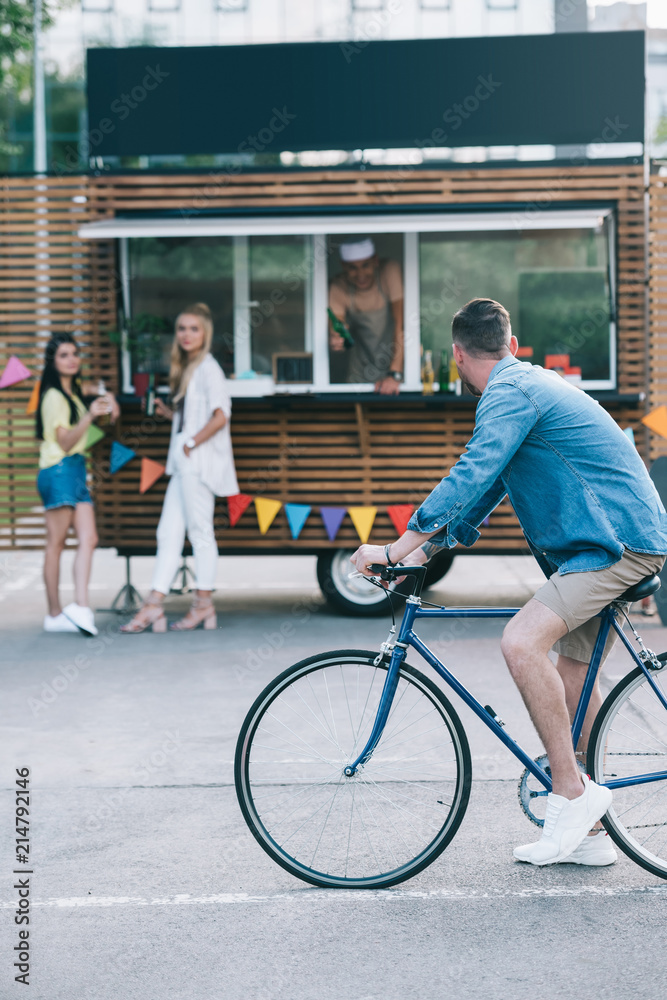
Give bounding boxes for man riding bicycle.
[351,297,667,868]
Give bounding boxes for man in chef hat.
[329,238,404,394]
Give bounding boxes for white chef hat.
[339,238,376,262]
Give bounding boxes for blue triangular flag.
[110,440,136,475]
[285,503,311,540]
[623,427,636,447]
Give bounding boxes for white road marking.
[1,884,666,909]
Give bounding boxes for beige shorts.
[533,549,666,664]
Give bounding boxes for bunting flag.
[0,356,32,389]
[255,497,282,535]
[139,457,166,494]
[320,507,346,542]
[348,506,377,544]
[110,441,136,474]
[642,405,667,440]
[285,503,311,540]
[227,493,253,527]
[25,381,40,415]
[386,504,415,536]
[623,426,636,447]
[84,423,105,450]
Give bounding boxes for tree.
[0,1,55,156]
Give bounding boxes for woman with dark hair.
[36,333,119,635]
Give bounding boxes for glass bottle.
[449,356,461,395]
[438,350,451,393]
[422,349,434,395]
[145,373,156,417]
[327,308,354,349]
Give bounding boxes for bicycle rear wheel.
[588,665,667,879]
[235,649,472,888]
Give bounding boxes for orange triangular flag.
[25,381,40,415]
[254,497,282,535]
[386,504,415,536]
[642,406,667,440]
[139,457,166,494]
[348,506,377,544]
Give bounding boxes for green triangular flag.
[85,423,105,449]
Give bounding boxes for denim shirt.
[407,356,667,575]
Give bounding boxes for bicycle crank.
[517,754,587,827]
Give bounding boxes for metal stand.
[170,557,194,595]
[97,555,143,615]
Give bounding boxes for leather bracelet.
[384,543,396,568]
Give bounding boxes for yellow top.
[38,388,88,470]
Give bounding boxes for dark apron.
[346,271,395,384]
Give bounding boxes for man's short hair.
[452,298,511,357]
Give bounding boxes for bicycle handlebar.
[368,563,428,595]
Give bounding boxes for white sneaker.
[43,612,79,633]
[514,829,617,866]
[62,603,98,637]
[513,775,613,866]
[562,831,617,866]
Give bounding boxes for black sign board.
[86,32,645,158]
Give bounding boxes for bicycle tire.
[587,664,667,880]
[235,649,472,889]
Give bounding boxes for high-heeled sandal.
[169,596,217,631]
[120,600,167,634]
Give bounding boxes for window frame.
[112,209,616,396]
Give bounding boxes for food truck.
[1,30,661,615]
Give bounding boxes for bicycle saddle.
[616,574,661,602]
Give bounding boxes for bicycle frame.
[345,597,667,792]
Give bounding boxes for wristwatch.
[389,371,403,382]
[185,437,197,450]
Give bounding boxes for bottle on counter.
[449,356,462,396]
[438,350,452,393]
[145,373,156,417]
[422,349,434,395]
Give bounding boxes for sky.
[591,0,667,29]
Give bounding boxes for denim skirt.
[37,454,92,510]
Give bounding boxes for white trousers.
[151,465,218,594]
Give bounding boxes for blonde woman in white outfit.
[121,303,239,633]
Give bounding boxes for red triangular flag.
[228,493,253,527]
[387,504,415,536]
[139,457,166,494]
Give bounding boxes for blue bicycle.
[235,564,667,888]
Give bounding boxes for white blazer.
[165,354,239,497]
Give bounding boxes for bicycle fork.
[343,624,412,777]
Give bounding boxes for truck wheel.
[316,550,410,617]
[423,551,455,588]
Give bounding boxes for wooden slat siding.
[90,399,645,554]
[649,171,667,460]
[0,164,648,550]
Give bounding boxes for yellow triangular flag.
[254,497,282,535]
[348,506,377,544]
[25,381,40,415]
[642,406,667,439]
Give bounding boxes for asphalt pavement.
[1,549,666,1000]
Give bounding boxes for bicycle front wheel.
[588,665,667,879]
[235,649,472,888]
